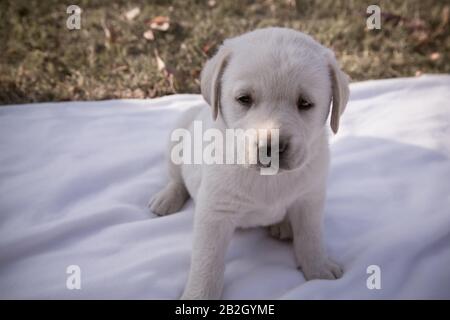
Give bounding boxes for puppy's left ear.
[200,46,231,121]
[326,50,350,134]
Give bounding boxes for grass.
[0,0,448,105]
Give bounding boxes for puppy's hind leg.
[268,215,293,241]
[149,153,189,216]
[149,106,203,216]
[149,180,189,216]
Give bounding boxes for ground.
[0,0,448,105]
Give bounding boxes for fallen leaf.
[102,22,111,40]
[429,52,441,61]
[133,88,145,99]
[125,7,140,21]
[413,30,429,44]
[442,6,449,25]
[154,50,166,72]
[101,20,117,46]
[202,42,213,54]
[112,65,128,73]
[143,29,154,41]
[154,49,176,93]
[433,6,449,37]
[149,16,170,31]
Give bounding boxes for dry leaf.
[125,7,140,21]
[101,20,116,46]
[154,49,176,93]
[202,42,215,54]
[133,88,145,99]
[101,20,111,40]
[143,29,154,41]
[154,50,166,72]
[413,30,429,44]
[429,52,441,61]
[433,6,449,37]
[112,65,128,73]
[149,16,170,31]
[442,6,449,25]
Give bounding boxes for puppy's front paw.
[300,258,343,280]
[268,218,293,241]
[148,182,188,216]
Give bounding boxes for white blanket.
[1,75,449,299]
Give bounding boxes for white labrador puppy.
[149,27,350,299]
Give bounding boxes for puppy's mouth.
[258,164,289,173]
[247,158,295,174]
[238,142,305,174]
[254,151,306,174]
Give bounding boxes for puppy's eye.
[297,96,313,110]
[236,95,253,106]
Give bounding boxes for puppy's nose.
[266,140,288,157]
[257,140,288,161]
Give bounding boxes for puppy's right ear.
[200,46,231,121]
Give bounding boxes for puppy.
[149,27,350,299]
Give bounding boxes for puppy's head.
[201,27,350,172]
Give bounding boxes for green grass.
[0,0,448,105]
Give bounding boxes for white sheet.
[1,75,449,299]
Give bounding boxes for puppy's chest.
[233,183,294,228]
[215,171,300,228]
[238,203,287,228]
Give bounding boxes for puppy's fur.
[149,27,350,299]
